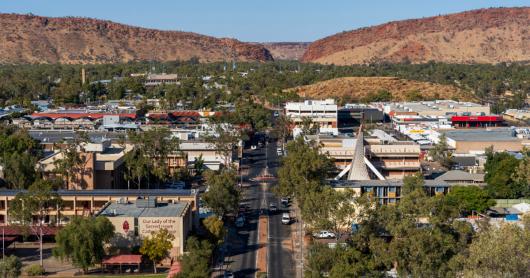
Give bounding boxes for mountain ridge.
[302,7,530,64]
[0,13,273,64]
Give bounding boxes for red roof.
[451,115,503,122]
[0,225,59,236]
[147,113,170,120]
[102,255,142,265]
[31,113,137,120]
[170,111,201,117]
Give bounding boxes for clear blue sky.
[0,0,528,42]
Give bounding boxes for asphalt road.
[266,140,296,278]
[226,139,295,278]
[226,144,267,277]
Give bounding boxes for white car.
[251,145,257,150]
[313,230,336,239]
[281,213,290,225]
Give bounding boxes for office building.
[97,198,192,258]
[285,99,338,136]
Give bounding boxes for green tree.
[202,170,240,219]
[0,125,41,189]
[484,150,521,198]
[193,154,205,176]
[10,180,62,267]
[465,223,530,277]
[176,237,212,278]
[51,132,91,189]
[273,114,293,151]
[429,133,453,169]
[364,173,471,277]
[233,99,270,131]
[303,187,359,242]
[204,125,240,168]
[300,117,318,135]
[446,185,495,214]
[126,128,180,188]
[512,149,530,198]
[2,152,36,189]
[53,216,115,273]
[202,216,226,245]
[277,137,335,205]
[139,228,174,274]
[0,255,22,278]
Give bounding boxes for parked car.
[273,111,280,117]
[251,145,257,150]
[313,230,336,239]
[269,203,278,213]
[281,213,291,225]
[224,270,234,278]
[280,197,289,207]
[235,216,245,228]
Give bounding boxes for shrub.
[25,264,45,276]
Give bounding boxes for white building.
[285,99,338,136]
[144,74,179,87]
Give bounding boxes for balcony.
[379,161,421,170]
[368,145,420,157]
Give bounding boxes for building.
[180,141,238,170]
[311,134,357,170]
[382,100,491,118]
[285,99,338,136]
[311,130,421,179]
[97,198,192,258]
[144,74,179,87]
[450,115,503,128]
[434,170,485,186]
[338,104,384,132]
[365,142,422,179]
[37,140,132,190]
[380,100,503,128]
[504,109,530,123]
[0,189,199,226]
[28,111,136,130]
[330,179,452,205]
[442,128,530,154]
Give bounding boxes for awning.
[102,255,142,265]
[0,226,59,236]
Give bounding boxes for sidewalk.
[291,201,307,278]
[256,215,268,274]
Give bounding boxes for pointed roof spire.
[347,125,371,181]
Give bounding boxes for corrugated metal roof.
[99,201,188,218]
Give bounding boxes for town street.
[226,139,296,278]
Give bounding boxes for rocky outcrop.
[260,42,310,60]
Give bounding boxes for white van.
[281,213,290,225]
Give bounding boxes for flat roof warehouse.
[98,199,189,218]
[442,128,521,142]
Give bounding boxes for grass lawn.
[87,274,167,278]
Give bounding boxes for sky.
[0,0,529,42]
